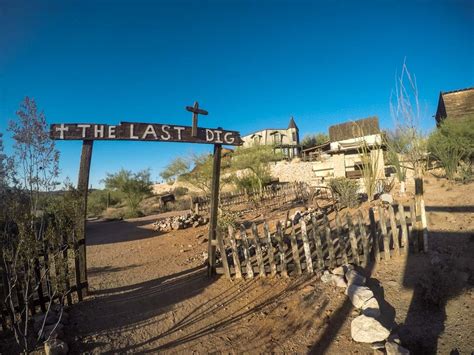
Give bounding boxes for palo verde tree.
[231,145,282,194]
[159,157,190,184]
[103,168,153,216]
[301,133,329,148]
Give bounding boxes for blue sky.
[1,0,472,188]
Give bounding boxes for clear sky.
[1,0,472,188]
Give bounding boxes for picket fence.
[196,182,333,213]
[216,202,423,279]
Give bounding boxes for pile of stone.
[153,213,208,232]
[281,207,319,227]
[33,305,69,355]
[321,264,409,354]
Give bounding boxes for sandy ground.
[63,176,474,354]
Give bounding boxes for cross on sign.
[186,101,208,137]
[55,123,69,139]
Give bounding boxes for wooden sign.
[50,122,242,146]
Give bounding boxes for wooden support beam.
[76,140,93,300]
[207,144,222,277]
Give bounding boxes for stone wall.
[269,159,317,184]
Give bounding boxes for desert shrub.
[103,169,153,216]
[173,186,189,197]
[328,177,360,208]
[328,178,359,207]
[87,189,122,217]
[301,133,329,148]
[382,177,395,193]
[457,161,473,183]
[217,209,238,235]
[428,119,474,180]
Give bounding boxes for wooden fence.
[216,201,424,279]
[195,182,334,213]
[0,228,86,332]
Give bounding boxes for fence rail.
[195,182,334,213]
[216,201,423,279]
[0,230,85,332]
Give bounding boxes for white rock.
[361,297,380,317]
[331,275,347,288]
[345,285,374,308]
[380,193,393,204]
[351,315,390,343]
[345,269,366,286]
[385,341,410,354]
[332,266,345,275]
[45,338,69,355]
[321,270,332,283]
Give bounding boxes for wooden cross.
[186,101,208,137]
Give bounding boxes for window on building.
[292,132,297,142]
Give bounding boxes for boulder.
[320,271,333,283]
[385,341,410,355]
[361,297,380,317]
[351,314,390,343]
[45,338,69,355]
[345,269,366,286]
[380,193,393,204]
[331,275,347,288]
[345,285,374,308]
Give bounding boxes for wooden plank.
[240,226,254,279]
[208,144,222,277]
[369,208,380,262]
[311,214,325,270]
[357,211,370,266]
[264,222,277,277]
[50,122,242,146]
[276,222,288,277]
[300,221,313,274]
[388,205,400,257]
[252,223,266,277]
[76,140,93,300]
[322,215,336,268]
[398,203,409,254]
[379,206,390,261]
[335,213,349,264]
[290,225,302,275]
[227,226,242,279]
[410,201,419,252]
[346,214,360,265]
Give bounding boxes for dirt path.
[65,177,474,354]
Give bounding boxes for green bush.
[173,186,189,197]
[328,177,360,208]
[428,119,474,180]
[87,189,122,217]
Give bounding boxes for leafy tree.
[231,145,282,193]
[301,133,329,148]
[103,169,153,216]
[180,152,232,195]
[428,118,474,180]
[159,157,190,183]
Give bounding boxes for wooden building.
[435,87,474,126]
[241,117,301,158]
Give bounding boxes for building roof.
[435,87,474,125]
[328,116,380,142]
[288,116,298,130]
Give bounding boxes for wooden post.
[369,208,380,262]
[379,206,390,261]
[415,178,428,253]
[76,140,93,300]
[208,144,222,276]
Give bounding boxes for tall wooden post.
[76,140,93,299]
[415,176,428,253]
[208,144,222,276]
